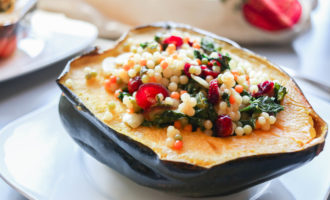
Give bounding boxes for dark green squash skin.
[57,23,326,197]
[58,95,323,197]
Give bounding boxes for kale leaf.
[142,110,185,127]
[139,42,148,49]
[179,79,205,96]
[240,119,256,129]
[240,96,284,115]
[118,91,130,101]
[274,82,287,102]
[218,54,231,71]
[201,37,215,54]
[221,93,231,107]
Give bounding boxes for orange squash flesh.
[59,25,327,168]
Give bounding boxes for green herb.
[194,92,217,120]
[154,34,161,43]
[201,37,215,54]
[180,79,205,96]
[222,93,231,107]
[274,83,287,102]
[195,91,208,109]
[240,96,284,115]
[219,55,231,71]
[118,91,130,101]
[194,50,208,60]
[240,90,251,97]
[140,42,148,49]
[142,110,185,127]
[194,50,203,60]
[240,119,256,128]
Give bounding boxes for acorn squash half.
[56,22,328,197]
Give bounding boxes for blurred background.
[0,0,329,199]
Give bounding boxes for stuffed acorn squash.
[57,22,328,197]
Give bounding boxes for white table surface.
[1,1,330,199]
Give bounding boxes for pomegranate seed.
[215,115,233,137]
[253,81,274,97]
[202,68,220,78]
[136,83,169,110]
[128,76,143,94]
[163,36,183,48]
[208,79,220,104]
[184,63,191,77]
[242,0,302,31]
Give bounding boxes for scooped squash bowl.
[57,22,328,197]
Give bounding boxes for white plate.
[0,93,329,200]
[0,10,98,82]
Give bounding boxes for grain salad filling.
[71,31,287,150]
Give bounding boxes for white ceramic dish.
[0,93,329,200]
[0,10,97,82]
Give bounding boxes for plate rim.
[0,11,98,83]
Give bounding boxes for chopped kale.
[195,91,208,109]
[193,50,208,60]
[142,92,217,131]
[240,89,251,97]
[218,55,231,71]
[194,92,218,120]
[240,96,284,115]
[222,93,231,107]
[201,37,215,54]
[274,83,287,102]
[154,34,161,43]
[139,42,148,49]
[118,91,130,101]
[179,79,205,96]
[240,119,256,129]
[194,50,203,60]
[142,110,185,127]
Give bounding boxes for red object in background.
[0,24,17,58]
[242,0,302,31]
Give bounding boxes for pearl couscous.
[83,31,287,150]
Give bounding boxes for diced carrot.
[172,53,178,59]
[140,59,147,66]
[174,121,181,129]
[149,76,157,83]
[183,37,190,44]
[173,140,183,150]
[193,42,200,49]
[235,85,244,93]
[109,75,117,84]
[161,61,168,69]
[180,90,187,96]
[229,94,236,104]
[196,59,202,65]
[170,92,180,100]
[123,65,130,71]
[166,44,176,54]
[114,89,122,98]
[127,108,134,113]
[246,74,250,84]
[104,79,112,92]
[231,71,239,80]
